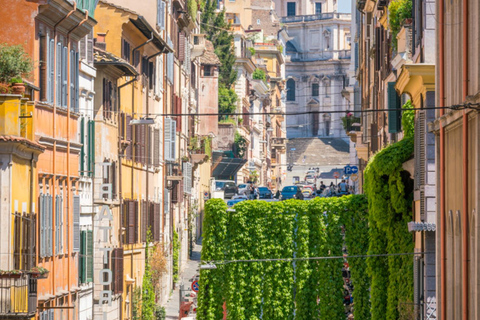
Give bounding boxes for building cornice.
[395,64,435,107]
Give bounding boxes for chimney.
[95,32,107,51]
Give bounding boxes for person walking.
[295,187,304,200]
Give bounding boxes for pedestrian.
[295,187,304,200]
[275,190,281,199]
[254,186,259,199]
[319,181,326,192]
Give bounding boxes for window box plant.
[341,113,361,132]
[28,266,49,279]
[10,77,25,95]
[0,270,23,278]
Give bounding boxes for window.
[315,2,322,14]
[257,19,261,25]
[39,194,53,258]
[286,79,295,101]
[204,65,212,77]
[121,39,131,62]
[112,248,124,294]
[102,78,117,120]
[124,200,139,244]
[312,83,319,96]
[79,31,93,65]
[102,160,117,200]
[55,195,64,255]
[287,2,296,16]
[79,230,93,283]
[73,195,80,252]
[13,211,36,270]
[39,32,55,103]
[155,55,164,95]
[157,0,165,29]
[70,49,79,112]
[56,42,68,107]
[164,117,177,162]
[183,162,192,194]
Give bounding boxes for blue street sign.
[344,165,352,175]
[350,166,358,174]
[191,280,199,292]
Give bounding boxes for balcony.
[271,137,286,150]
[280,12,351,24]
[0,274,37,319]
[189,136,212,164]
[191,34,206,58]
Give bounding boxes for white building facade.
[274,0,351,139]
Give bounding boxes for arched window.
[286,79,295,101]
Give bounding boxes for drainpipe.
[438,0,446,317]
[65,10,89,318]
[132,32,154,68]
[462,0,469,317]
[50,2,76,311]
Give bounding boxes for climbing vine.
[173,228,180,283]
[364,132,414,320]
[142,230,156,320]
[199,196,371,320]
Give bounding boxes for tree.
[201,0,237,87]
[0,43,33,83]
[218,86,237,121]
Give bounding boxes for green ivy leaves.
[199,197,372,320]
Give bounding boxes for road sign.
[191,280,199,292]
[344,165,352,175]
[203,192,209,200]
[333,171,341,179]
[290,148,296,151]
[350,166,359,174]
[350,173,359,182]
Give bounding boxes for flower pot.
[30,271,49,279]
[0,273,22,279]
[11,83,25,95]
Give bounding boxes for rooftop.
[199,40,221,66]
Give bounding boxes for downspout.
[51,2,76,311]
[66,11,89,318]
[462,0,469,317]
[438,0,446,317]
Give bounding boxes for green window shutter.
[80,230,86,283]
[86,230,94,282]
[80,118,85,176]
[88,120,95,177]
[388,82,401,133]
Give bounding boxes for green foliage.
[142,230,156,320]
[248,170,259,184]
[0,43,33,84]
[401,100,415,138]
[132,286,143,320]
[219,117,237,125]
[218,85,238,120]
[155,305,166,320]
[252,68,266,81]
[388,0,413,50]
[341,113,361,132]
[198,196,371,320]
[10,77,22,84]
[364,133,414,320]
[201,0,237,87]
[248,47,256,56]
[233,131,247,158]
[173,228,180,283]
[187,0,198,21]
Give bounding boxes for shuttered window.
[414,111,426,190]
[87,120,95,177]
[40,194,54,258]
[112,248,124,294]
[154,128,160,166]
[178,32,186,62]
[56,43,62,106]
[164,188,169,215]
[148,202,161,242]
[157,0,165,29]
[156,55,164,95]
[141,200,148,242]
[183,162,192,194]
[61,46,68,107]
[80,230,93,283]
[125,200,139,244]
[167,36,174,83]
[79,31,94,65]
[387,82,401,133]
[122,39,131,62]
[48,38,55,103]
[73,195,81,252]
[126,115,133,160]
[370,123,378,153]
[55,195,64,255]
[103,78,117,121]
[40,34,48,101]
[70,49,79,112]
[164,118,176,162]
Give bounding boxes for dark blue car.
[258,187,273,199]
[280,186,299,200]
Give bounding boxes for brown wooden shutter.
[141,200,147,242]
[172,182,178,203]
[141,125,146,165]
[134,125,139,162]
[112,248,124,294]
[110,161,117,199]
[128,201,135,244]
[134,200,139,243]
[126,115,133,160]
[178,32,185,61]
[370,123,378,153]
[40,34,48,101]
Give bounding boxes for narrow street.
[165,241,202,319]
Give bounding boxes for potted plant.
[10,77,25,95]
[29,266,49,279]
[0,270,23,278]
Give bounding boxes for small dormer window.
[204,65,212,77]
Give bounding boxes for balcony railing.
[272,137,286,149]
[281,13,351,24]
[289,50,352,62]
[0,274,37,319]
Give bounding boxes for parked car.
[227,195,248,207]
[237,183,251,196]
[215,180,238,199]
[305,174,316,184]
[280,186,299,200]
[302,185,315,198]
[258,187,273,199]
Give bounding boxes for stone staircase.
[286,137,350,166]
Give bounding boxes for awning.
[211,151,247,180]
[130,16,173,53]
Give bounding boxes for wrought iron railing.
[280,12,351,23]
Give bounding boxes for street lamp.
[199,263,217,270]
[129,117,155,125]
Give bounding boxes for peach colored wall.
[198,74,219,137]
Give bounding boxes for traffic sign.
[344,165,352,175]
[290,148,296,151]
[333,171,341,179]
[350,173,358,182]
[191,280,199,292]
[350,166,358,174]
[203,192,209,200]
